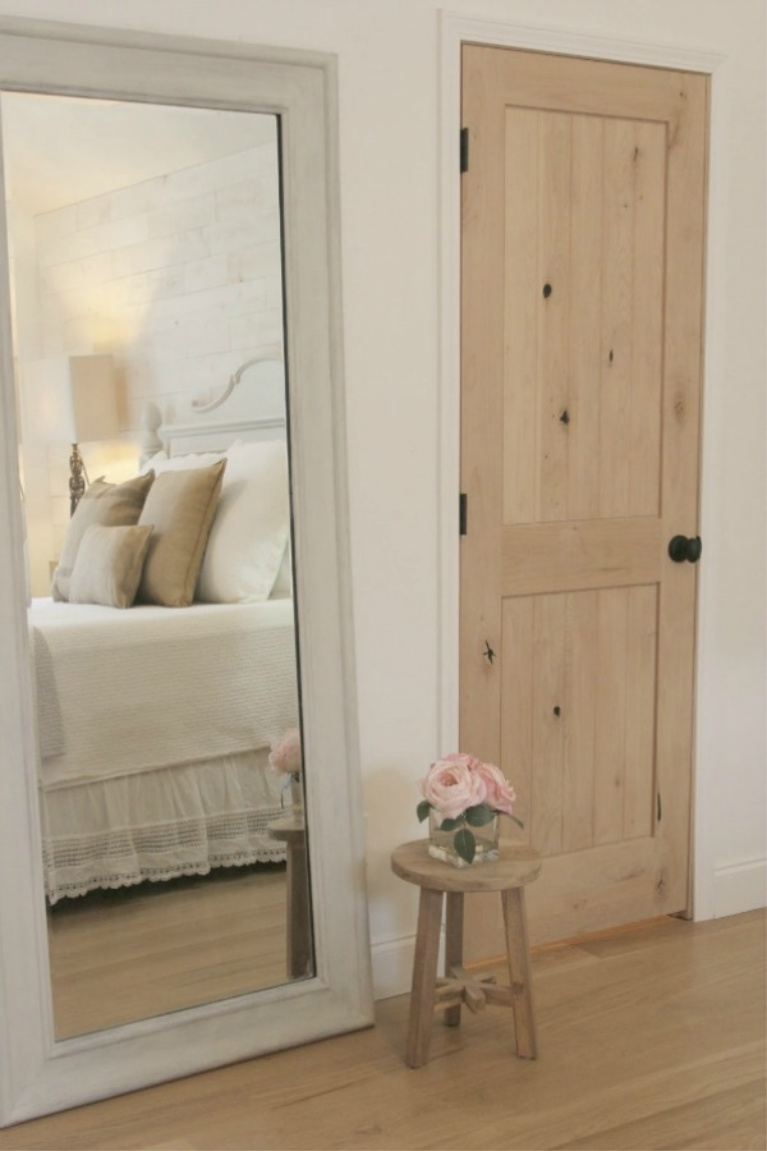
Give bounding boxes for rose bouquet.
[269,728,302,810]
[417,752,522,864]
[269,727,302,776]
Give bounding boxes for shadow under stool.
[391,838,542,1068]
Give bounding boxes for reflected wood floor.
[47,864,291,1037]
[3,910,764,1150]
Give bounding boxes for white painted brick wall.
[36,141,282,433]
[20,140,282,594]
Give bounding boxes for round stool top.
[391,839,541,893]
[266,816,306,843]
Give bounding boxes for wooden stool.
[391,839,542,1068]
[267,816,312,979]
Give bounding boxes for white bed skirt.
[41,750,290,903]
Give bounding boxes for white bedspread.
[30,598,299,791]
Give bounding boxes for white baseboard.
[373,858,767,998]
[712,856,767,918]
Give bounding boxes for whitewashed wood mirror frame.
[0,16,373,1127]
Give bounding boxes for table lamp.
[26,354,119,516]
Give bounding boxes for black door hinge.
[460,127,469,173]
[460,492,468,535]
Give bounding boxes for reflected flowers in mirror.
[269,727,302,812]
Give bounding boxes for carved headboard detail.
[140,353,286,463]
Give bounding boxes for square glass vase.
[428,810,500,867]
[281,773,303,819]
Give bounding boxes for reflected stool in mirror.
[267,816,312,979]
[391,839,542,1068]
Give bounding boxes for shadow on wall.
[362,762,426,925]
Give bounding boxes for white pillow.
[270,540,293,599]
[196,439,290,603]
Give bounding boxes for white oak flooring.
[47,864,293,1037]
[3,909,764,1150]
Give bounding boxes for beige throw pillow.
[138,460,226,607]
[51,472,156,602]
[69,524,154,609]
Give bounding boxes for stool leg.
[286,838,312,979]
[444,891,464,1027]
[405,887,443,1068]
[501,887,537,1059]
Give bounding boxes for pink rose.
[419,753,487,820]
[269,728,302,774]
[473,760,516,816]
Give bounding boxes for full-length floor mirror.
[6,90,312,1041]
[0,18,372,1127]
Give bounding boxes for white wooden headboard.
[140,354,286,461]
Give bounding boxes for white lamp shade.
[24,354,119,444]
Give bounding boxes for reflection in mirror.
[2,91,313,1039]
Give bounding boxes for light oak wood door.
[460,45,708,954]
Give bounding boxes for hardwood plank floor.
[2,910,764,1150]
[47,864,293,1037]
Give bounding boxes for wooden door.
[460,45,708,953]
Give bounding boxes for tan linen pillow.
[137,460,226,607]
[51,472,155,602]
[69,523,154,609]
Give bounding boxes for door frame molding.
[437,10,729,922]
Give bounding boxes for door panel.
[502,107,666,527]
[500,587,657,857]
[460,45,707,953]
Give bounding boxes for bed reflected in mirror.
[2,91,313,1038]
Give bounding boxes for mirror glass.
[2,91,313,1039]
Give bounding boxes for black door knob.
[668,535,702,563]
[686,536,702,562]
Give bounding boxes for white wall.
[0,0,764,996]
[34,143,281,416]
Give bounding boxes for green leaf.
[454,828,476,864]
[439,817,461,831]
[416,800,432,823]
[465,803,496,827]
